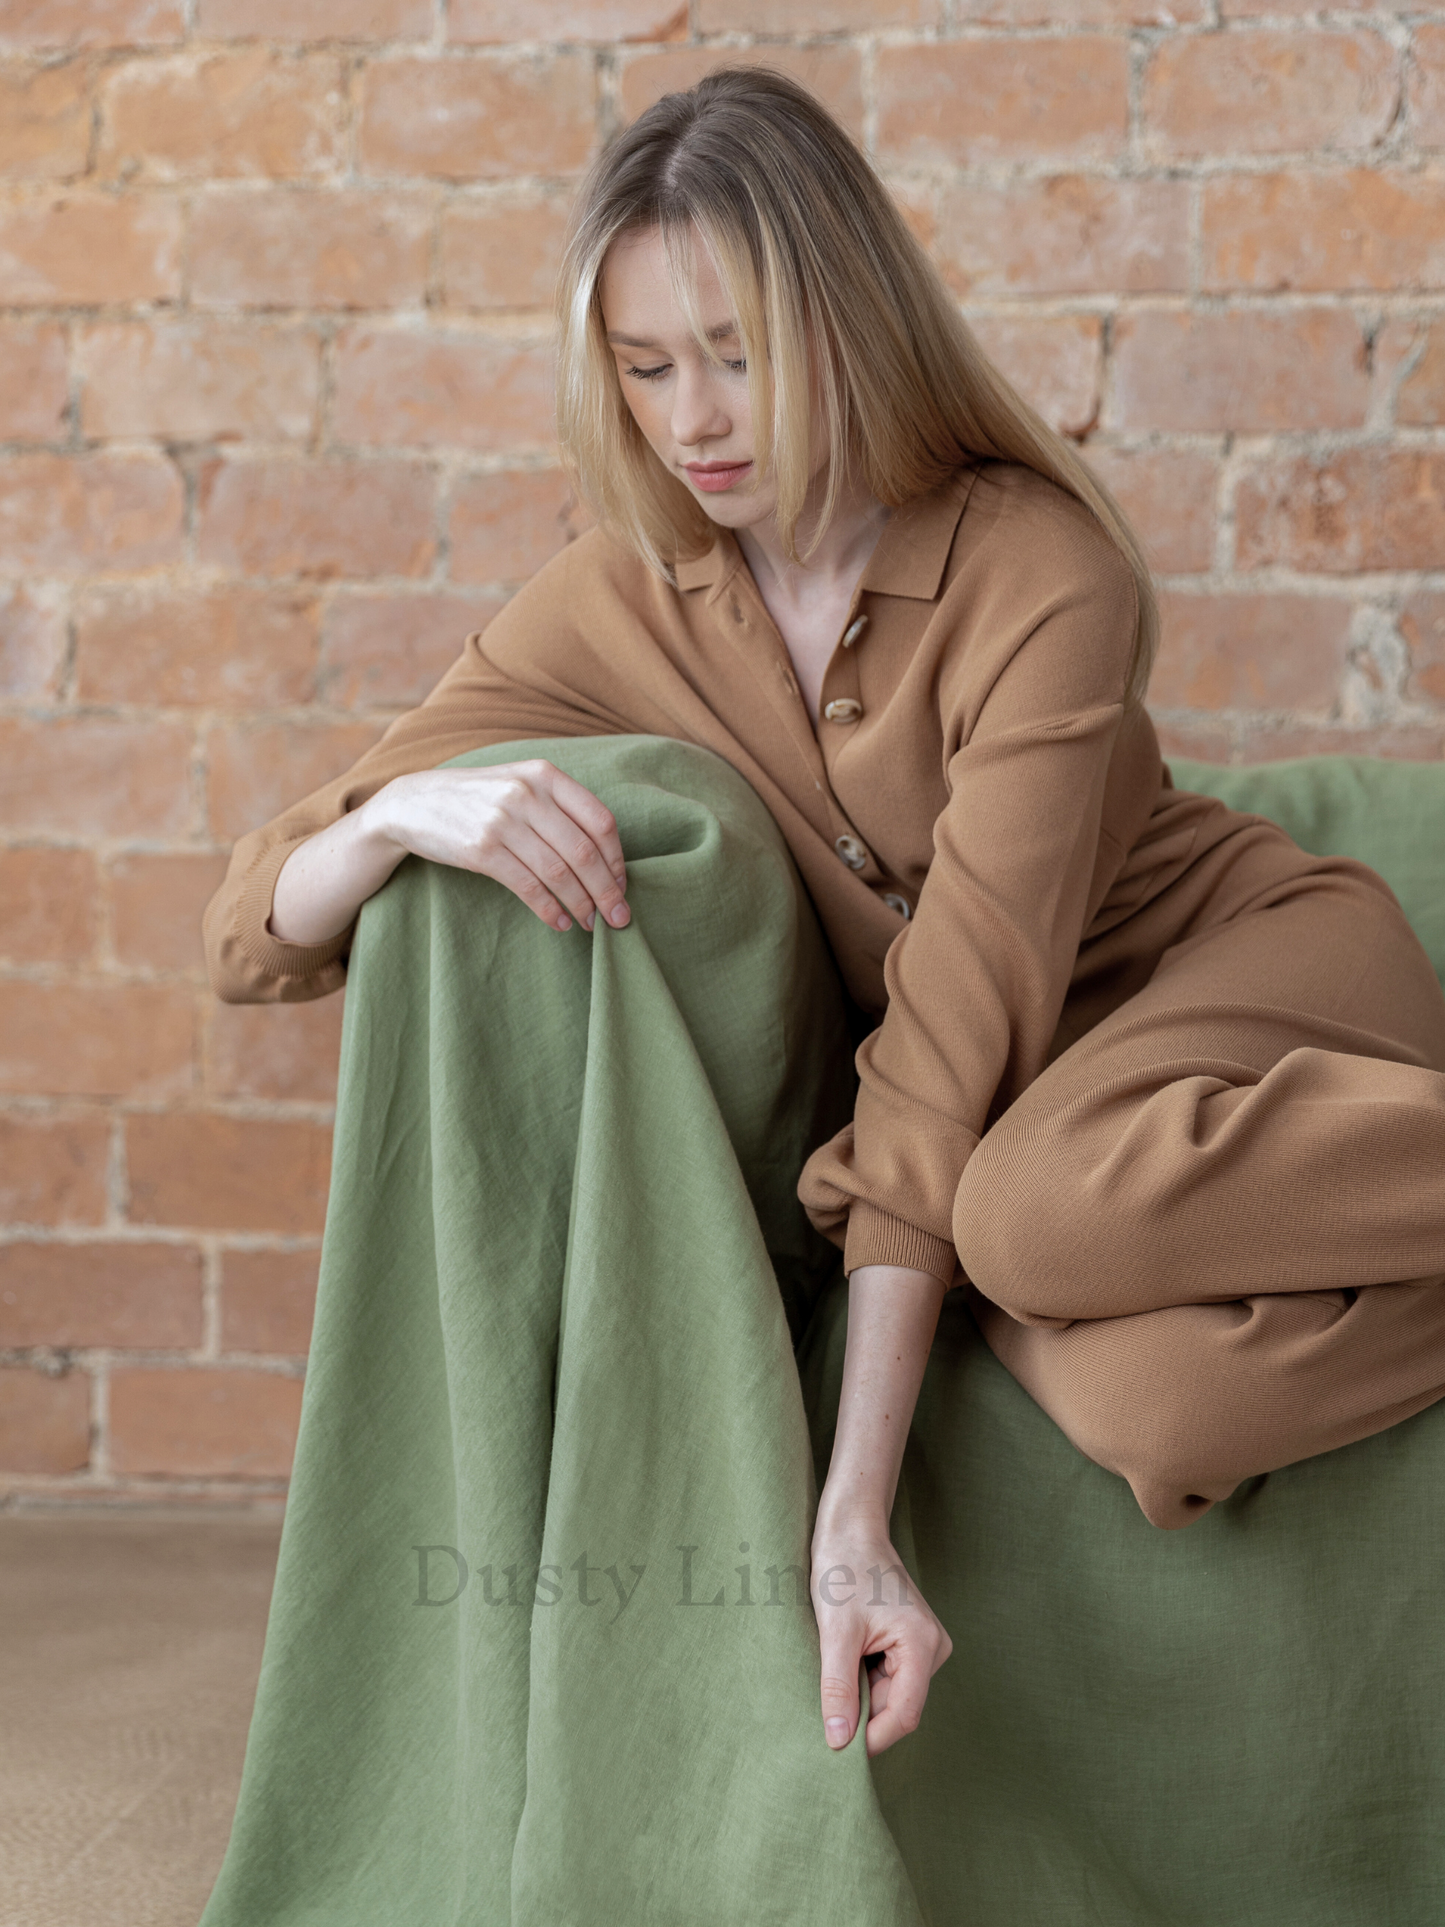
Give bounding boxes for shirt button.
[835,834,867,871]
[842,616,868,648]
[822,698,862,724]
[880,892,912,921]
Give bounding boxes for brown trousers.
[954,794,1445,1529]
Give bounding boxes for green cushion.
[1169,753,1445,990]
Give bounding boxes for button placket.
[817,601,865,743]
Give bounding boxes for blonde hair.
[555,66,1158,706]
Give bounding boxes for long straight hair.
[555,67,1158,706]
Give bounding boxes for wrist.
[353,782,407,858]
[813,1481,893,1546]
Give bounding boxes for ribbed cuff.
[235,835,357,983]
[843,1202,958,1285]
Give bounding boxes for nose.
[671,360,732,452]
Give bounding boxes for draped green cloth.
[199,740,1445,1927]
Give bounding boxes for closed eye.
[626,362,670,381]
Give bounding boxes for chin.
[693,490,772,530]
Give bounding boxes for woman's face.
[599,223,825,536]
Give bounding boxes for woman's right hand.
[369,761,630,934]
[267,760,630,948]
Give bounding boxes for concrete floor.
[0,1507,284,1927]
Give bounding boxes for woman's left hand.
[811,1509,953,1756]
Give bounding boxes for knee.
[952,1120,1105,1321]
[1071,1393,1239,1530]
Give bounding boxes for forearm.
[815,1263,948,1533]
[268,798,406,946]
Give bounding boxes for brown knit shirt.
[203,457,1177,1286]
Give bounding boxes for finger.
[817,1623,863,1750]
[546,771,628,888]
[863,1641,932,1757]
[530,797,630,930]
[503,823,603,931]
[481,845,574,932]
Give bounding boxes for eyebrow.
[605,321,741,348]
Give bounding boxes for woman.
[205,68,1445,1771]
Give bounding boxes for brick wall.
[2,0,1442,1503]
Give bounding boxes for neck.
[733,465,890,607]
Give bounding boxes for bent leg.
[967,1279,1445,1528]
[954,840,1445,1526]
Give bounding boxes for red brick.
[697,0,929,27]
[0,583,66,699]
[1083,446,1217,575]
[317,588,504,708]
[221,1247,318,1354]
[965,312,1101,439]
[935,176,1189,298]
[1240,726,1444,763]
[74,583,321,708]
[1154,722,1234,765]
[332,329,555,451]
[126,1113,332,1233]
[1201,170,1445,293]
[1107,309,1369,433]
[454,0,686,38]
[1392,322,1445,425]
[1221,0,1416,14]
[1143,30,1397,159]
[0,1366,89,1475]
[0,1242,202,1349]
[196,0,429,38]
[109,852,230,973]
[1401,592,1445,706]
[109,1364,302,1477]
[957,0,1204,18]
[190,188,431,311]
[0,320,68,440]
[439,195,571,311]
[0,718,193,837]
[360,54,596,181]
[78,320,318,441]
[97,49,344,182]
[0,452,182,572]
[205,995,344,1101]
[0,0,181,49]
[0,57,90,179]
[876,38,1128,166]
[0,1114,109,1227]
[0,982,195,1099]
[449,468,582,583]
[1235,450,1445,573]
[0,190,181,304]
[205,719,383,840]
[1371,317,1445,427]
[0,847,96,964]
[619,45,864,137]
[1410,24,1445,147]
[1150,591,1352,712]
[197,457,437,580]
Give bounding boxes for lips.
[684,461,752,494]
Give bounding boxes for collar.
[670,460,980,603]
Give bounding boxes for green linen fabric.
[200,739,1445,1927]
[197,735,924,1927]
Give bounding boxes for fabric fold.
[197,734,923,1927]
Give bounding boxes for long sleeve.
[796,528,1143,1285]
[202,552,642,1005]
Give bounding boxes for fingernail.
[557,915,571,932]
[584,912,595,931]
[825,1718,849,1747]
[610,904,629,927]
